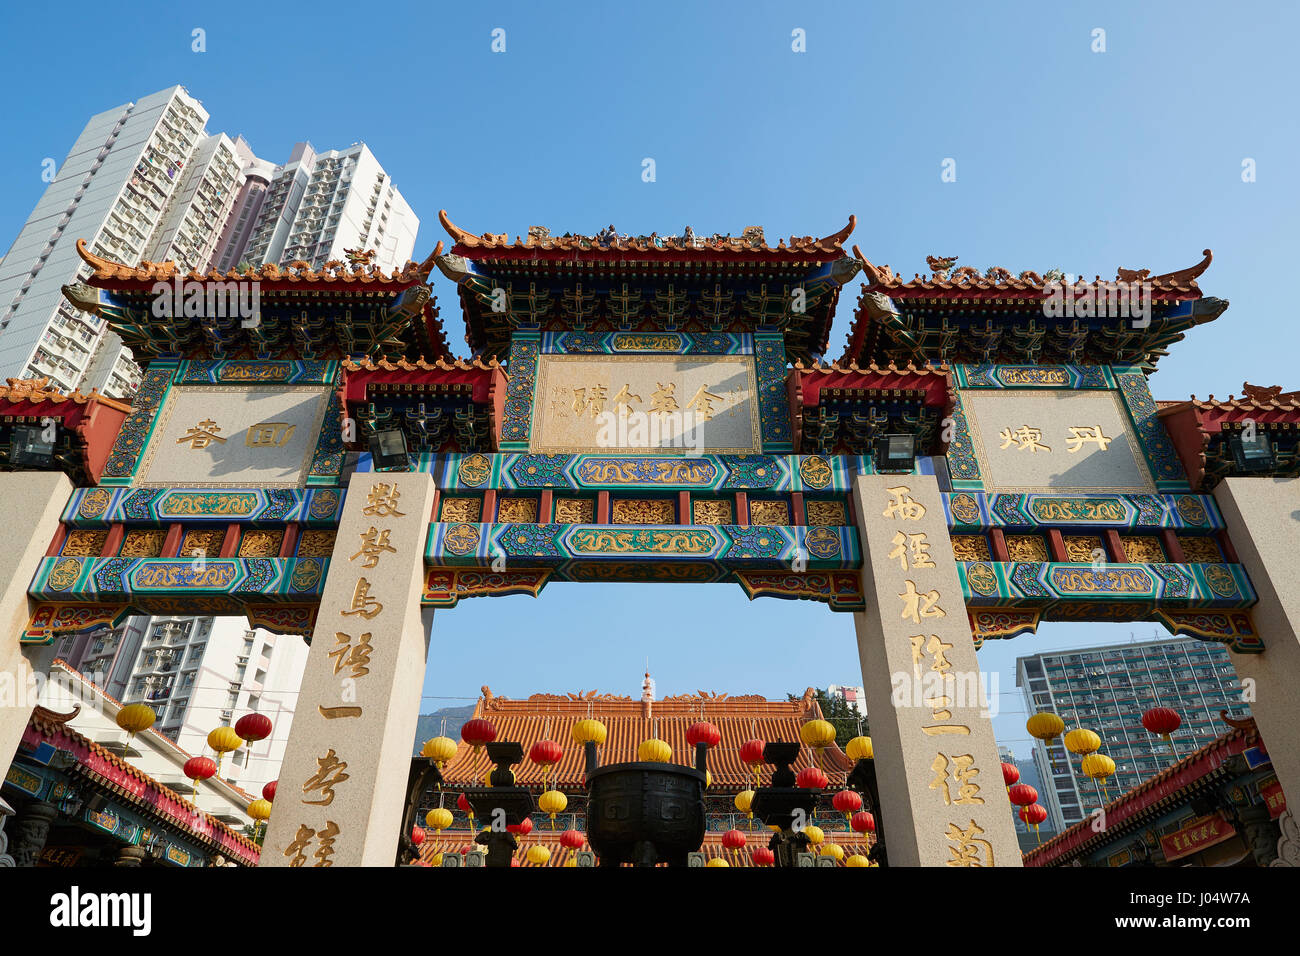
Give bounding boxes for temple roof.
[856,248,1215,298]
[436,212,861,363]
[74,238,442,287]
[436,686,856,789]
[439,210,856,259]
[0,377,132,483]
[62,239,451,363]
[0,376,130,413]
[841,246,1226,371]
[1158,383,1300,490]
[1024,714,1261,867]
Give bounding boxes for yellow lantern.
[207,725,242,769]
[1027,712,1064,743]
[706,857,729,867]
[247,798,272,822]
[845,736,873,761]
[735,789,755,830]
[800,719,837,768]
[1027,711,1066,770]
[820,842,844,862]
[1065,728,1101,758]
[572,719,607,746]
[421,736,458,767]
[429,852,443,867]
[425,807,453,832]
[1081,752,1116,801]
[845,854,870,867]
[802,825,824,846]
[538,789,567,828]
[638,738,671,763]
[704,770,712,788]
[115,703,156,740]
[526,845,551,866]
[563,857,578,867]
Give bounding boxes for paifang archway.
[3,223,1296,868]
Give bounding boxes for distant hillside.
[412,705,476,755]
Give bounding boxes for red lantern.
[411,827,426,846]
[1142,707,1182,739]
[686,721,722,749]
[507,816,534,835]
[850,810,876,834]
[832,789,863,818]
[235,712,272,744]
[457,792,472,814]
[510,857,520,867]
[1001,761,1020,787]
[461,719,496,747]
[796,766,828,790]
[739,739,765,766]
[560,829,585,850]
[529,739,563,766]
[1018,804,1048,826]
[183,755,216,787]
[1008,783,1038,808]
[750,847,776,866]
[722,829,747,850]
[460,845,473,855]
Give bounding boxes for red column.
[790,492,806,527]
[988,528,1010,563]
[481,489,498,523]
[678,491,691,525]
[539,490,554,523]
[735,492,749,527]
[280,523,300,559]
[45,523,68,557]
[1160,528,1186,564]
[1103,529,1127,563]
[1046,529,1068,563]
[220,523,241,558]
[162,523,184,557]
[102,523,126,557]
[597,492,611,524]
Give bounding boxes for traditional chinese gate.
[2,224,1296,869]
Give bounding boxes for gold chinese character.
[910,633,954,680]
[649,382,679,414]
[245,422,296,447]
[998,426,1050,453]
[1065,425,1112,453]
[929,753,984,805]
[319,705,363,719]
[572,383,608,417]
[350,527,396,568]
[313,821,340,867]
[612,384,642,414]
[945,820,994,867]
[899,580,946,624]
[328,631,372,678]
[685,385,724,422]
[882,486,926,521]
[284,824,315,867]
[176,419,227,449]
[302,749,349,806]
[340,578,383,619]
[889,531,935,570]
[363,483,406,517]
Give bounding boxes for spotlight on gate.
[369,427,410,471]
[874,433,916,474]
[1229,430,1275,473]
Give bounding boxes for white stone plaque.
[960,388,1154,494]
[531,354,760,454]
[134,384,331,488]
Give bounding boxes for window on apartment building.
[224,691,238,709]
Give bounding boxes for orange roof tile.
[436,687,856,789]
[75,237,442,288]
[440,210,855,258]
[854,247,1213,297]
[0,376,131,413]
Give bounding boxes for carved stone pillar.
[11,801,58,867]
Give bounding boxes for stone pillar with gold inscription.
[1213,476,1300,810]
[0,472,73,781]
[850,474,1022,867]
[261,472,435,867]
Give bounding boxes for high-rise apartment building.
[1015,635,1250,831]
[0,88,419,400]
[239,141,418,271]
[0,87,245,397]
[54,615,309,795]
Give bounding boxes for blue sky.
[2,1,1295,751]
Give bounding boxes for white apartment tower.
[0,87,248,398]
[54,615,309,795]
[241,141,418,271]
